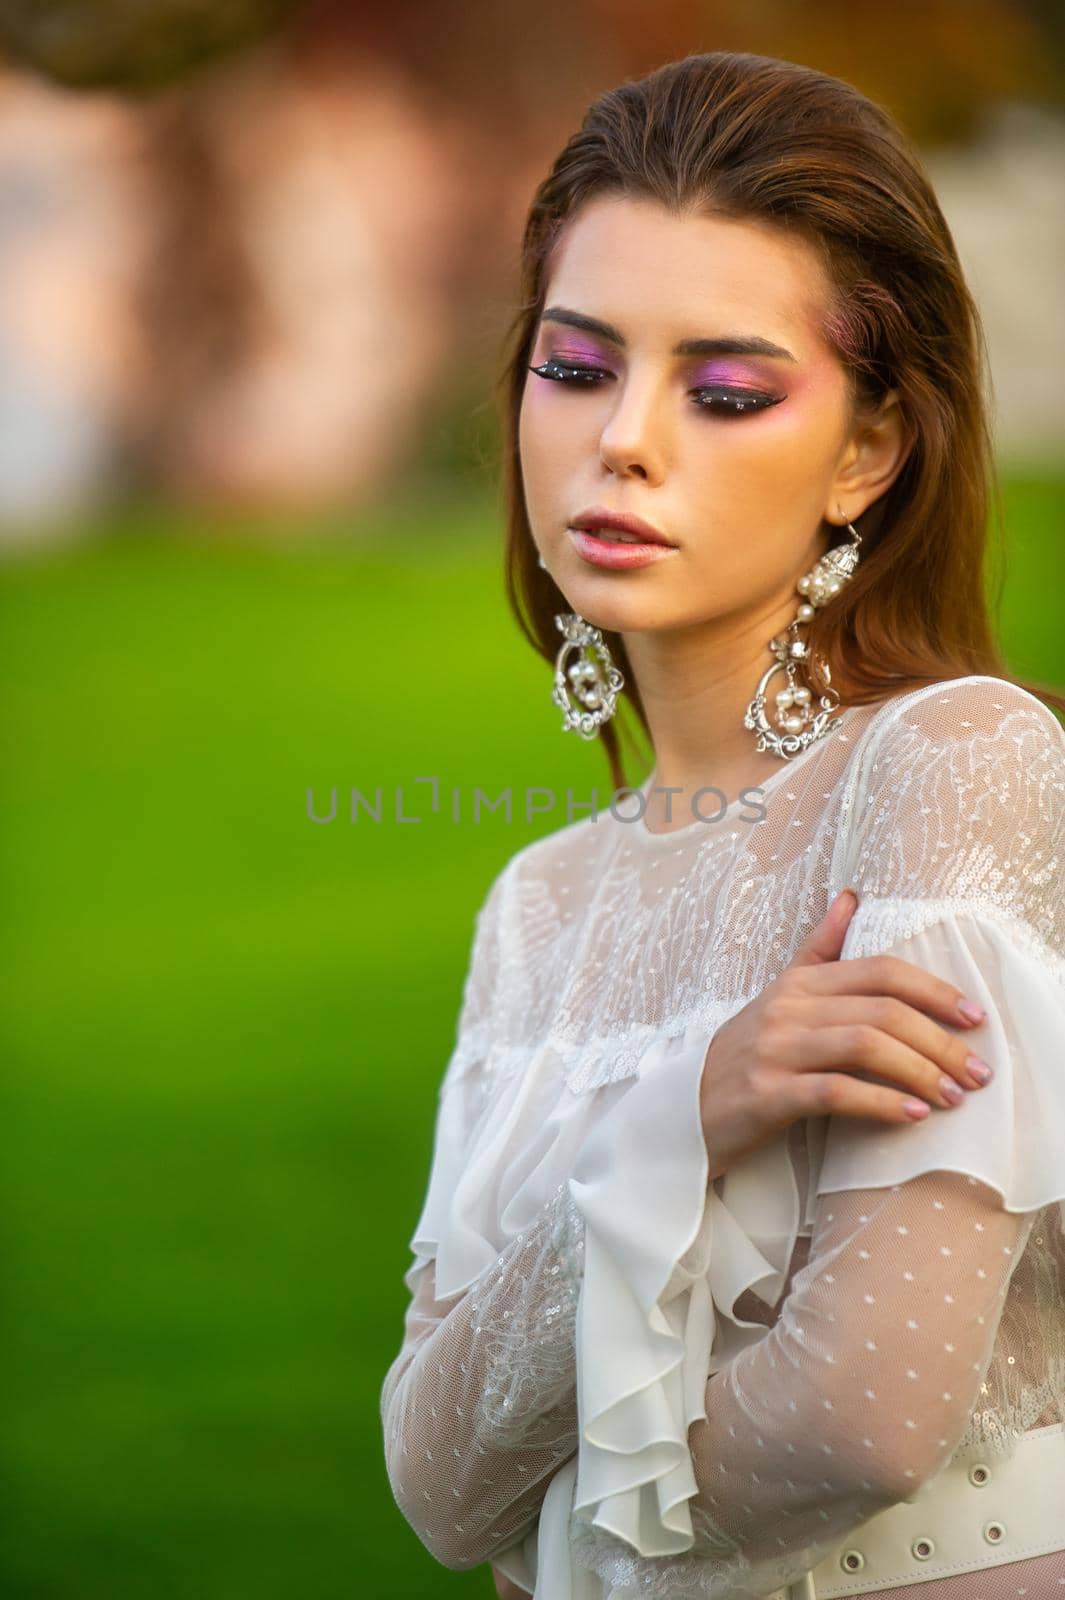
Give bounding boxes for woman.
[380,51,1065,1598]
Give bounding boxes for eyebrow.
[540,305,798,363]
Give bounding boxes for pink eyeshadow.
[690,362,766,386]
[546,340,610,365]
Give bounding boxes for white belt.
[777,1421,1065,1598]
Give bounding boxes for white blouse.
[379,673,1065,1597]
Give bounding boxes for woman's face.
[519,195,875,639]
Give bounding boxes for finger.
[791,950,987,1032]
[779,1022,969,1112]
[787,1069,934,1125]
[784,993,991,1092]
[788,887,859,969]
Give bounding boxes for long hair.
[496,50,1065,793]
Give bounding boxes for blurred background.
[0,2,1062,1596]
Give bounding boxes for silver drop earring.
[538,544,625,740]
[743,509,863,759]
[551,613,625,740]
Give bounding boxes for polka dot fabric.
[567,1171,1050,1596]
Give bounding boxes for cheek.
[681,381,849,564]
[522,377,571,436]
[519,380,550,457]
[518,387,570,524]
[519,381,589,484]
[699,377,846,497]
[762,365,848,453]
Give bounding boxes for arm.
[380,861,583,1571]
[570,1166,1035,1598]
[380,1176,583,1572]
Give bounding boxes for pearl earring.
[550,613,625,740]
[537,542,625,741]
[743,510,863,759]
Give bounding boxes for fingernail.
[903,1098,930,1119]
[836,888,857,913]
[940,1076,964,1104]
[958,998,986,1023]
[966,1055,993,1084]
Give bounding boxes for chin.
[561,588,671,634]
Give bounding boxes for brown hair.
[495,50,1065,793]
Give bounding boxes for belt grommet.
[840,1549,865,1573]
[911,1536,935,1560]
[983,1520,1005,1543]
[968,1462,990,1486]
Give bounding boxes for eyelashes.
[527,357,784,417]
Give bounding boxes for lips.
[569,508,675,547]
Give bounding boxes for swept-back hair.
[496,50,1065,791]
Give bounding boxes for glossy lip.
[567,527,677,570]
[570,507,676,546]
[566,507,679,571]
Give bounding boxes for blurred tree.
[0,0,300,90]
[293,0,1065,144]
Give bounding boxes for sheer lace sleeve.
[380,863,585,1572]
[570,1168,1036,1598]
[832,676,1065,980]
[380,1177,583,1572]
[809,675,1065,1457]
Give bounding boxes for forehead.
[542,194,833,356]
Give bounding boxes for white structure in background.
[165,55,477,511]
[925,99,1065,466]
[0,54,478,540]
[0,71,153,539]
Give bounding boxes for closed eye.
[527,359,783,417]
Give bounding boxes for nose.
[597,374,668,484]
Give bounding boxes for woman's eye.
[528,360,782,416]
[528,358,608,385]
[691,388,782,417]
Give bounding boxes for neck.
[622,592,810,820]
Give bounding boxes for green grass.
[1,474,1062,1598]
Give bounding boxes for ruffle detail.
[567,1023,715,1556]
[839,893,1065,989]
[813,900,1065,1220]
[405,1008,751,1301]
[552,998,751,1096]
[408,1035,587,1299]
[407,1008,815,1583]
[565,1022,813,1560]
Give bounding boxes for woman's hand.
[700,887,993,1180]
[491,1563,529,1598]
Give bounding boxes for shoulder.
[468,804,603,928]
[867,672,1064,741]
[839,674,1065,904]
[856,673,1065,779]
[488,795,615,888]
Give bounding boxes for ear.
[827,389,913,521]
